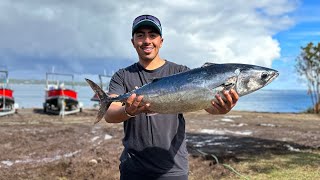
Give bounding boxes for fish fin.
[222,82,236,91]
[201,62,216,68]
[222,76,237,90]
[85,78,113,124]
[150,77,162,83]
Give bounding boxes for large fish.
[86,63,279,124]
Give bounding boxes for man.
[105,15,239,180]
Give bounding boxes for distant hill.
[8,79,88,86]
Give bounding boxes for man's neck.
[139,57,165,70]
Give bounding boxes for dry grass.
[188,150,320,180]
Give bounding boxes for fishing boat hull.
[0,88,16,116]
[43,72,83,116]
[44,89,82,115]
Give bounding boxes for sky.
[0,0,319,90]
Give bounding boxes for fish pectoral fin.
[222,76,237,90]
[222,82,235,90]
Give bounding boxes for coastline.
[4,107,310,116]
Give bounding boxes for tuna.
[86,63,279,124]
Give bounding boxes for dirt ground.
[0,108,319,180]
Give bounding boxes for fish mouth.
[265,70,279,86]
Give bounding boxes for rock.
[97,157,103,163]
[89,159,98,165]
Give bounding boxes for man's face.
[131,26,163,62]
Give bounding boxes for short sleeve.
[108,69,125,95]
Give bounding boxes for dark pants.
[120,173,188,180]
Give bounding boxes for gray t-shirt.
[108,60,190,177]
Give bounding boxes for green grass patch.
[220,150,320,180]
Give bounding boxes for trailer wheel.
[43,104,47,113]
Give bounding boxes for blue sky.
[0,0,319,90]
[268,0,320,90]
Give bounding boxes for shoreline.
[11,107,315,115]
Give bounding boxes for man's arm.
[205,89,239,115]
[104,93,150,123]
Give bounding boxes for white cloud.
[0,0,298,72]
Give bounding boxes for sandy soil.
[0,108,319,179]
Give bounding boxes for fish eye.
[261,73,268,79]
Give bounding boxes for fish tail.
[85,78,113,124]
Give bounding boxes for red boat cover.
[47,89,77,99]
[0,88,14,98]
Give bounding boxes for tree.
[296,42,320,113]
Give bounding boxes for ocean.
[10,84,313,113]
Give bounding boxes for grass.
[219,150,320,180]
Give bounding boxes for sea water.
[234,89,313,113]
[11,84,313,113]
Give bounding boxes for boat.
[0,70,18,116]
[91,74,111,102]
[43,73,83,116]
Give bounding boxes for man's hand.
[125,93,151,116]
[206,89,239,115]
